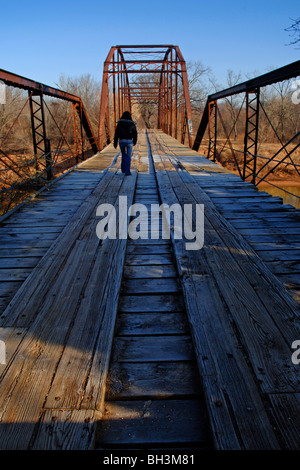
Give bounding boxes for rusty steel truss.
[0,68,98,183]
[193,60,300,185]
[98,45,194,149]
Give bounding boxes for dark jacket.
[113,119,137,148]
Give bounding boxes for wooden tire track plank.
[157,135,297,446]
[0,169,106,318]
[156,135,300,350]
[44,175,137,411]
[0,238,102,449]
[0,155,121,329]
[0,151,137,449]
[31,409,100,450]
[149,132,300,449]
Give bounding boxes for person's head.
[121,111,132,120]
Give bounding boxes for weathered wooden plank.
[115,312,188,336]
[106,362,201,399]
[0,269,31,282]
[279,273,300,289]
[0,257,42,268]
[0,232,58,240]
[232,221,300,231]
[256,250,300,262]
[121,277,179,294]
[112,335,193,362]
[266,260,300,274]
[237,227,300,236]
[119,294,184,312]
[0,248,47,258]
[268,394,300,450]
[239,233,300,243]
[225,210,300,219]
[0,281,22,297]
[126,243,171,255]
[0,227,63,234]
[123,264,177,278]
[0,298,10,314]
[96,399,211,447]
[126,237,170,245]
[125,254,174,265]
[0,327,26,378]
[32,409,101,450]
[249,241,300,251]
[219,204,295,213]
[204,189,264,196]
[211,196,284,204]
[2,218,69,227]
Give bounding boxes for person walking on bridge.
[113,111,137,175]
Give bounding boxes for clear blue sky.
[0,0,299,89]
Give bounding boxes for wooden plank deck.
[0,130,299,450]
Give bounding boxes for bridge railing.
[0,69,99,215]
[192,60,300,203]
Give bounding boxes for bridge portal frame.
[98,45,194,149]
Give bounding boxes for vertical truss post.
[163,67,167,133]
[117,52,121,119]
[243,88,260,184]
[174,55,178,139]
[29,91,47,172]
[112,53,116,134]
[72,102,84,163]
[169,49,173,136]
[208,101,217,161]
[45,138,52,180]
[158,82,162,129]
[105,103,111,144]
[181,83,186,144]
[175,46,194,148]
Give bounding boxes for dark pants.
[119,139,133,175]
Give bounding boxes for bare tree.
[57,74,101,131]
[285,17,300,48]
